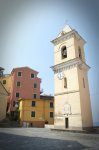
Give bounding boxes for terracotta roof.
[11,66,39,74]
[40,95,54,100]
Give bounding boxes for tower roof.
[57,25,73,38]
[51,24,86,45]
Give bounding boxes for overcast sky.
[0,0,99,124]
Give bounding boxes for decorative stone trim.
[55,90,80,96]
[55,113,81,118]
[51,58,90,74]
[51,30,86,45]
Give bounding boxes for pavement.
[51,127,99,134]
[0,128,99,150]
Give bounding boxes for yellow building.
[0,82,8,121]
[0,75,12,112]
[0,75,12,93]
[19,95,54,127]
[51,25,93,130]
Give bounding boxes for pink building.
[9,67,41,114]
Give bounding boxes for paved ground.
[0,128,99,150]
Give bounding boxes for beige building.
[0,82,8,121]
[51,25,93,130]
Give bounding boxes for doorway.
[65,118,69,128]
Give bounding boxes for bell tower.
[51,25,93,130]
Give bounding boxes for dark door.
[65,118,69,128]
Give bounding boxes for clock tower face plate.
[57,72,64,80]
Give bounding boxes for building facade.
[0,82,8,121]
[19,95,54,127]
[51,25,93,130]
[0,67,41,116]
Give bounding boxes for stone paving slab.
[51,127,99,134]
[0,128,99,150]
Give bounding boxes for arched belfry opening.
[61,46,67,59]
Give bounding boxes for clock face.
[57,72,64,80]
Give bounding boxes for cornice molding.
[51,30,86,46]
[55,90,80,96]
[55,113,81,118]
[51,58,90,73]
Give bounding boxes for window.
[18,72,22,77]
[31,73,34,78]
[83,78,85,88]
[31,111,35,117]
[64,77,67,88]
[78,47,82,59]
[16,92,20,98]
[50,112,53,118]
[32,101,36,107]
[34,83,37,88]
[33,94,37,99]
[16,81,20,87]
[13,101,15,107]
[3,80,6,84]
[50,102,53,108]
[61,46,67,59]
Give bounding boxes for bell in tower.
[61,46,67,59]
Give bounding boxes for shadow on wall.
[0,132,88,150]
